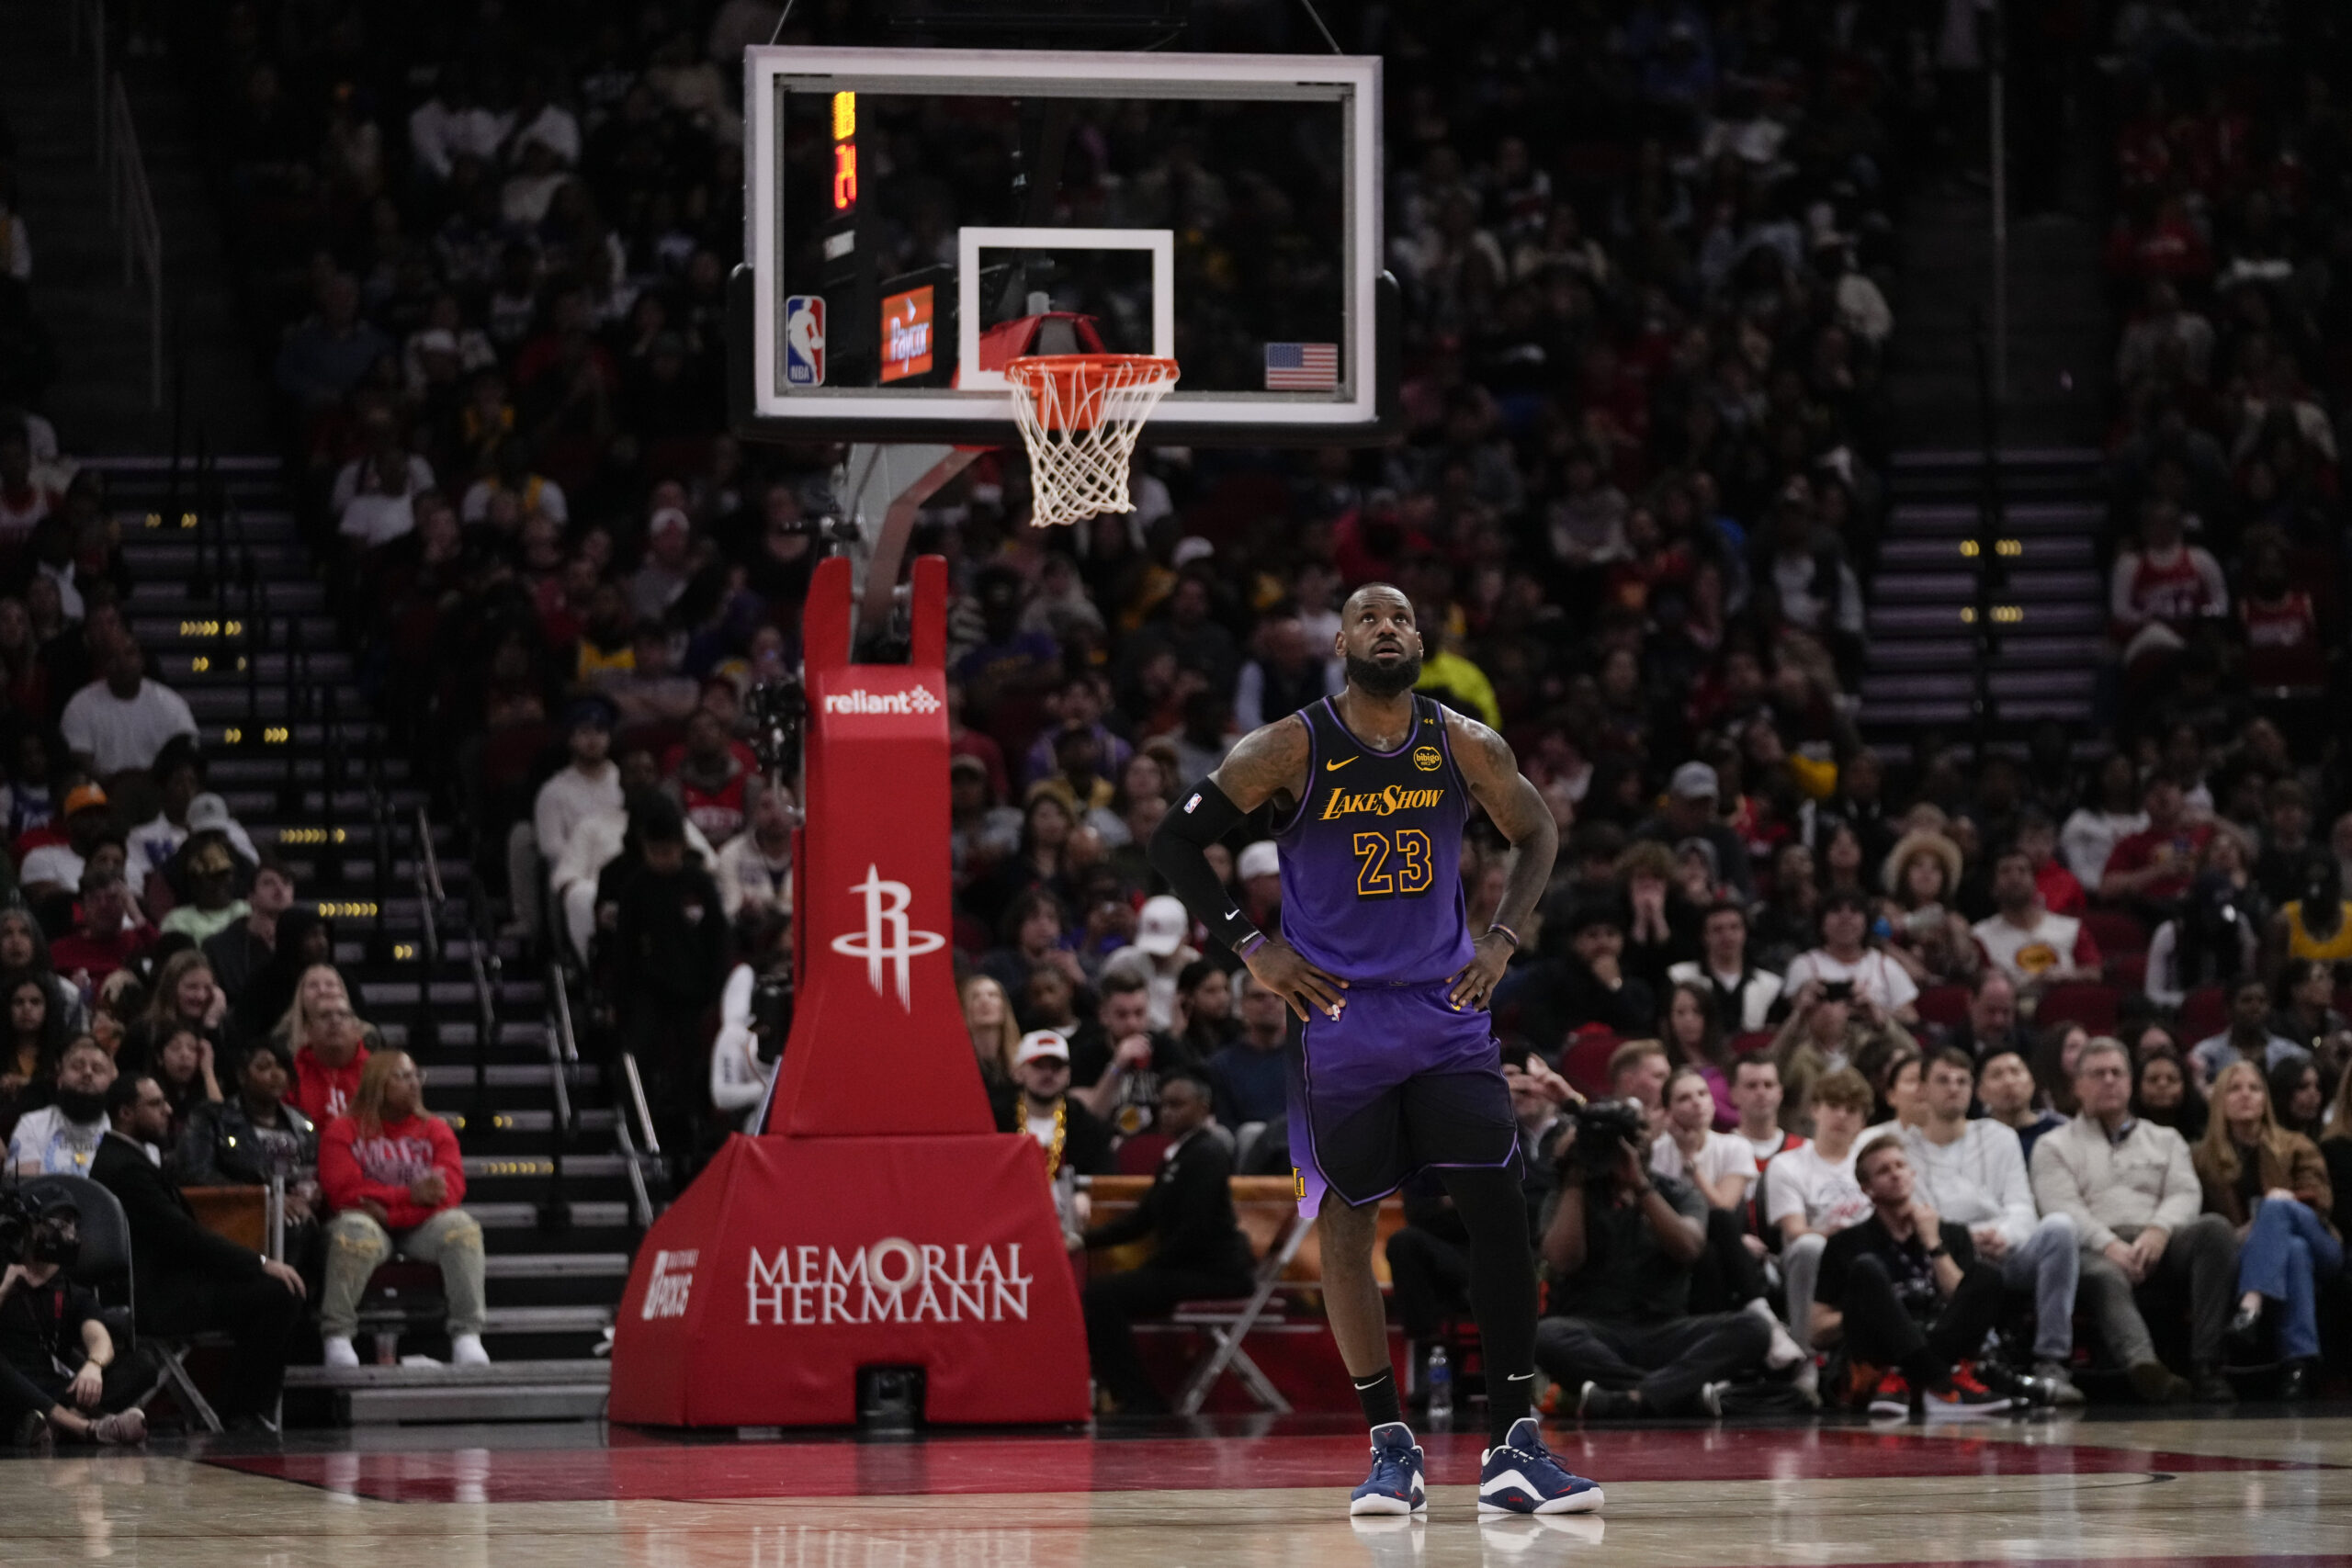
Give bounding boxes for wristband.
[1925,1245,1948,1258]
[1487,921,1521,950]
[1235,931,1269,958]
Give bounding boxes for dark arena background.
[1,0,2350,1562]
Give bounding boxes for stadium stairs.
[102,456,631,1424]
[1859,447,2109,746]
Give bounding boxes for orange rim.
[1003,354,1181,431]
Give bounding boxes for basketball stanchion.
[608,555,1088,1428]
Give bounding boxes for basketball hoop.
[1003,354,1179,528]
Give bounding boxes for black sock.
[1353,1368,1404,1430]
[1435,1165,1541,1446]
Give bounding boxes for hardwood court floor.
[4,1409,2350,1568]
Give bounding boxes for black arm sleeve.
[1148,777,1263,953]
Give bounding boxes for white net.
[1004,355,1180,528]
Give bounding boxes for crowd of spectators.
[124,0,2352,1422]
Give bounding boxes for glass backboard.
[732,47,1395,446]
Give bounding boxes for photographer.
[0,1194,147,1446]
[1532,1100,1773,1419]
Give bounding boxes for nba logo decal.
[1413,745,1443,772]
[785,295,826,387]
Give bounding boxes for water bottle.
[1425,1344,1453,1429]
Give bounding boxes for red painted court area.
[210,1425,2311,1505]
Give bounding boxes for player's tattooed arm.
[1152,715,1342,1021]
[1205,712,1309,815]
[1444,711,1558,1010]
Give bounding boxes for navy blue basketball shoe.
[1476,1417,1605,1515]
[1349,1422,1428,1516]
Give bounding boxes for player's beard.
[1346,648,1422,699]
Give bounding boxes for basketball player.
[1150,585,1602,1517]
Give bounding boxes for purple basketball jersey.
[1271,694,1474,983]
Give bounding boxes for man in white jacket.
[1896,1047,2084,1404]
[2030,1037,2238,1404]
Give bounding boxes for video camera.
[1558,1098,1649,1178]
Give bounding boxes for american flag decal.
[1264,342,1340,390]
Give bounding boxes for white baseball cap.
[1134,895,1190,957]
[1013,1030,1072,1068]
[1238,840,1282,882]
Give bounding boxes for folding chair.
[1170,1204,1314,1416]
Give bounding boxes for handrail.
[100,74,163,409]
[412,807,442,965]
[609,1082,655,1229]
[619,1053,662,1159]
[1969,304,2008,758]
[70,0,104,164]
[464,879,498,1126]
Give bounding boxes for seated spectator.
[1648,1066,1754,1210]
[59,640,198,783]
[1765,1066,1877,1359]
[233,908,335,1041]
[1067,969,1193,1136]
[1667,899,1781,1032]
[664,705,753,846]
[0,905,82,1039]
[47,869,153,983]
[1896,1047,2086,1404]
[1769,975,1919,1132]
[2133,1044,2209,1141]
[2030,1038,2239,1404]
[2015,809,2085,917]
[178,1039,321,1205]
[2324,1069,2352,1228]
[319,1050,488,1369]
[1729,1055,1803,1183]
[1941,968,2030,1066]
[1978,1049,2064,1160]
[2251,780,2318,912]
[121,948,237,1076]
[0,973,67,1143]
[2143,862,2262,1008]
[17,783,113,902]
[1634,761,1755,901]
[1534,1113,1773,1419]
[157,830,249,942]
[1074,1072,1254,1415]
[711,913,791,1134]
[91,1072,306,1427]
[283,966,373,1124]
[1880,829,1977,988]
[1170,959,1237,1061]
[2269,958,2352,1073]
[1205,970,1289,1135]
[1099,897,1200,1032]
[550,747,715,964]
[2188,976,2309,1086]
[6,1035,112,1174]
[963,974,1021,1100]
[1781,891,1921,1025]
[2193,1061,2337,1400]
[997,1029,1113,1179]
[1815,1136,2016,1417]
[605,622,700,727]
[151,1022,224,1155]
[2271,1058,2326,1143]
[1660,982,1736,1126]
[2271,853,2352,972]
[1499,904,1657,1050]
[0,1193,148,1446]
[2109,498,2227,671]
[525,697,623,942]
[203,853,294,1007]
[1973,846,2099,992]
[2099,773,2211,919]
[126,741,257,894]
[712,777,794,922]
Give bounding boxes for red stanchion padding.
[608,1133,1088,1427]
[761,553,992,1139]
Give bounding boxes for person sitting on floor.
[0,1193,147,1446]
[318,1050,488,1369]
[1533,1107,1774,1419]
[1072,1071,1254,1416]
[1814,1134,2018,1418]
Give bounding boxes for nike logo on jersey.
[1325,757,1359,772]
